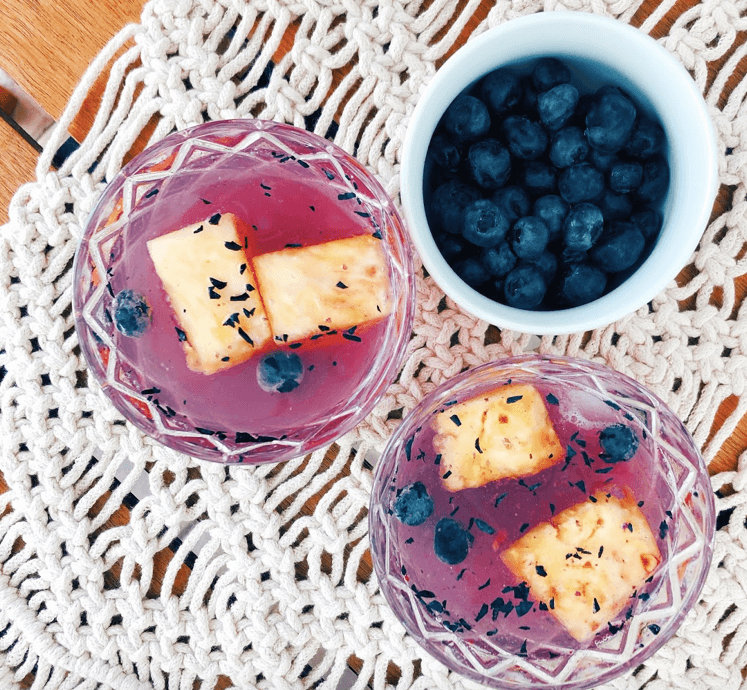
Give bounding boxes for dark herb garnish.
[516,601,533,617]
[209,214,221,225]
[208,287,221,299]
[450,414,461,427]
[478,578,491,590]
[175,327,187,341]
[336,281,348,289]
[593,598,600,613]
[141,387,161,395]
[550,503,555,515]
[434,454,441,466]
[195,427,215,435]
[323,169,335,180]
[598,546,604,558]
[224,241,242,251]
[589,495,598,503]
[546,393,559,405]
[474,519,495,535]
[145,188,159,198]
[442,471,452,479]
[475,603,489,622]
[354,211,370,218]
[230,293,249,301]
[659,521,669,539]
[221,356,230,361]
[210,277,227,289]
[243,308,255,318]
[475,437,482,453]
[237,328,254,345]
[456,569,466,581]
[648,623,660,635]
[535,565,547,577]
[507,395,523,404]
[343,333,362,342]
[519,523,529,533]
[338,192,356,201]
[404,435,414,462]
[201,198,212,204]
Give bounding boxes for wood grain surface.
[0,0,745,686]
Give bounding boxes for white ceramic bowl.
[400,12,719,335]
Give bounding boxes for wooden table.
[0,0,745,687]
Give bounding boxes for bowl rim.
[400,12,720,335]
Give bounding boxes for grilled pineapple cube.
[501,493,661,643]
[252,234,391,342]
[147,213,271,374]
[433,384,564,491]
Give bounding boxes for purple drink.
[73,121,415,464]
[370,355,714,689]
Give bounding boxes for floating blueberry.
[428,133,461,171]
[455,257,490,288]
[635,158,670,204]
[492,186,531,223]
[511,216,549,260]
[631,207,662,241]
[533,195,569,242]
[537,83,579,131]
[590,226,645,273]
[504,264,547,309]
[531,57,571,93]
[462,199,510,247]
[599,423,639,462]
[563,203,604,251]
[257,352,304,393]
[560,263,607,306]
[430,181,480,233]
[624,116,665,159]
[394,482,434,526]
[549,126,589,168]
[468,139,511,190]
[610,162,643,193]
[480,69,522,114]
[585,91,637,153]
[523,162,556,196]
[434,518,473,565]
[503,116,548,160]
[442,94,491,144]
[597,189,633,221]
[558,163,605,204]
[483,242,518,278]
[112,289,151,337]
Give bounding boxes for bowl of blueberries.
[400,12,719,334]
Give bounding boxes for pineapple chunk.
[147,213,271,374]
[501,493,662,643]
[433,384,564,491]
[252,234,391,342]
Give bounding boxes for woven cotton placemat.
[1,0,746,688]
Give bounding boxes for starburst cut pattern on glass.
[372,357,713,689]
[78,126,405,460]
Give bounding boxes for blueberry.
[434,231,466,262]
[531,57,571,93]
[560,263,607,306]
[599,423,639,462]
[635,157,670,204]
[563,203,604,251]
[549,126,589,168]
[533,195,569,242]
[428,133,461,171]
[480,69,522,114]
[502,116,548,160]
[519,76,539,113]
[610,162,643,193]
[257,352,304,393]
[511,216,549,260]
[483,241,517,278]
[590,227,645,273]
[624,116,665,159]
[429,181,480,233]
[455,257,490,287]
[504,264,547,309]
[492,186,531,222]
[537,83,579,131]
[585,92,637,153]
[462,199,510,247]
[468,139,511,190]
[523,162,556,196]
[394,482,434,526]
[442,94,491,144]
[631,207,662,241]
[434,518,473,565]
[525,251,558,285]
[597,189,633,221]
[112,289,151,337]
[586,148,617,172]
[558,163,605,204]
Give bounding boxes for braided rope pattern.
[0,0,746,687]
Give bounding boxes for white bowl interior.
[401,12,719,335]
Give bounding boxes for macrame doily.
[1,0,746,688]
